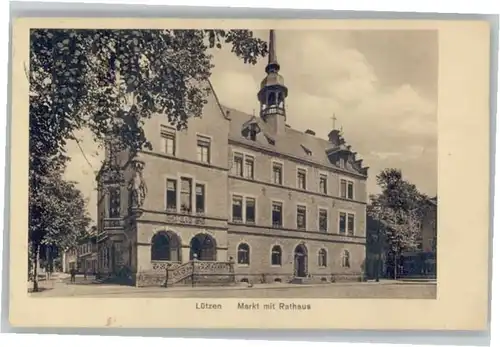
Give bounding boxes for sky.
[63,29,438,224]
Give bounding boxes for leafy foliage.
[29,29,268,159]
[29,168,91,251]
[367,169,430,278]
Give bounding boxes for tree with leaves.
[28,29,268,284]
[29,167,91,291]
[367,169,429,279]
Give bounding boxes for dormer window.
[249,128,257,141]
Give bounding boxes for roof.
[224,106,367,177]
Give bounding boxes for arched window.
[151,231,181,261]
[318,249,327,267]
[237,243,250,265]
[189,233,217,261]
[271,245,282,266]
[342,250,350,268]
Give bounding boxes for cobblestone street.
[28,275,436,299]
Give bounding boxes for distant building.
[62,229,98,274]
[95,30,370,287]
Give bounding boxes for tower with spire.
[258,30,288,135]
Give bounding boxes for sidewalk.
[29,277,435,296]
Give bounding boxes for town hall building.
[95,30,369,287]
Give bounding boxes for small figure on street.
[70,268,76,283]
[83,268,88,280]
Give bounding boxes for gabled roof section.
[225,105,368,177]
[206,79,231,121]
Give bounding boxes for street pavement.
[28,275,436,299]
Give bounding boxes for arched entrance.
[190,233,217,261]
[294,244,308,278]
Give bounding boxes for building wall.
[227,232,365,283]
[228,144,367,237]
[421,204,437,252]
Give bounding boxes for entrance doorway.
[294,244,308,277]
[190,233,217,261]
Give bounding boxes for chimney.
[305,129,316,136]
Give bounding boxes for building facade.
[63,231,98,274]
[95,30,369,286]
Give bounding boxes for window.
[318,249,327,267]
[339,212,346,234]
[233,153,243,176]
[340,179,354,199]
[195,184,205,214]
[180,177,192,213]
[347,213,355,236]
[245,197,256,224]
[272,201,283,227]
[297,205,307,230]
[196,136,211,163]
[232,195,243,222]
[151,231,181,261]
[166,179,177,211]
[319,209,328,232]
[297,169,307,189]
[237,243,250,265]
[272,162,283,185]
[244,157,255,179]
[109,187,120,218]
[342,250,350,268]
[271,245,282,266]
[161,128,176,155]
[319,174,327,194]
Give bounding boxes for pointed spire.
[265,29,280,74]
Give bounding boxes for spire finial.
[265,29,280,74]
[331,113,337,130]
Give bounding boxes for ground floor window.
[237,243,250,265]
[271,245,282,266]
[318,248,327,267]
[342,249,350,268]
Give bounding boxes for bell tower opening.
[258,29,288,134]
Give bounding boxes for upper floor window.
[272,201,283,228]
[244,157,255,179]
[108,187,121,218]
[339,212,355,235]
[245,197,256,224]
[161,127,176,156]
[232,195,243,223]
[347,213,355,236]
[319,208,328,232]
[297,168,307,190]
[272,162,283,185]
[233,153,243,177]
[296,205,307,230]
[195,184,205,214]
[165,179,177,212]
[340,179,354,200]
[339,212,346,234]
[196,136,211,163]
[319,174,328,194]
[180,177,192,213]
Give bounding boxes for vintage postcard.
[7,17,491,331]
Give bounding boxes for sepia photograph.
[8,18,490,330]
[27,27,438,299]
